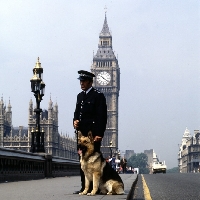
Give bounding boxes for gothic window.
[103,41,107,46]
[193,154,198,159]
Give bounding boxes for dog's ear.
[78,131,83,139]
[88,131,93,141]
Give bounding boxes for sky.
[0,0,200,169]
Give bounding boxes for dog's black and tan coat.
[78,131,124,196]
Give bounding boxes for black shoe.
[73,189,84,194]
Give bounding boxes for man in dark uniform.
[73,70,107,194]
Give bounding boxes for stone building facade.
[0,97,13,147]
[91,13,120,158]
[0,97,78,160]
[178,128,200,173]
[144,149,159,174]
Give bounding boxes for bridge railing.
[0,147,80,183]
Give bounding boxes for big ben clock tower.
[91,13,120,157]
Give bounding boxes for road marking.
[141,174,152,200]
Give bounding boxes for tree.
[127,153,149,174]
[167,167,179,173]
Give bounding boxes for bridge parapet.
[0,148,79,183]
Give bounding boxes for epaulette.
[94,89,101,93]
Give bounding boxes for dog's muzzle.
[77,144,87,155]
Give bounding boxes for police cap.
[77,70,95,81]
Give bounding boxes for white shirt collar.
[84,87,93,94]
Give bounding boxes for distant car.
[133,168,139,174]
[152,161,167,174]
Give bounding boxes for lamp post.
[109,141,113,158]
[115,150,121,172]
[118,150,121,160]
[30,57,46,153]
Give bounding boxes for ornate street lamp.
[109,141,113,158]
[30,57,46,153]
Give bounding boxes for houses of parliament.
[0,97,78,159]
[0,13,120,159]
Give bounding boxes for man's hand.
[94,136,102,142]
[74,120,79,129]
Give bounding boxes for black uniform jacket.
[74,87,107,138]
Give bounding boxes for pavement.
[0,174,137,200]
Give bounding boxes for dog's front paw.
[87,190,96,196]
[79,190,87,195]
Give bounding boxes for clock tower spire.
[91,12,120,157]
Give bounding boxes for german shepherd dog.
[77,131,124,196]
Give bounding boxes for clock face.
[97,71,111,85]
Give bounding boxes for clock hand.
[100,75,108,81]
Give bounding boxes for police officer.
[73,70,107,194]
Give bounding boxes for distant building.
[178,128,200,173]
[0,97,78,160]
[124,150,135,159]
[0,97,12,147]
[144,149,159,174]
[3,126,29,151]
[123,149,160,174]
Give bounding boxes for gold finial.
[35,57,42,69]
